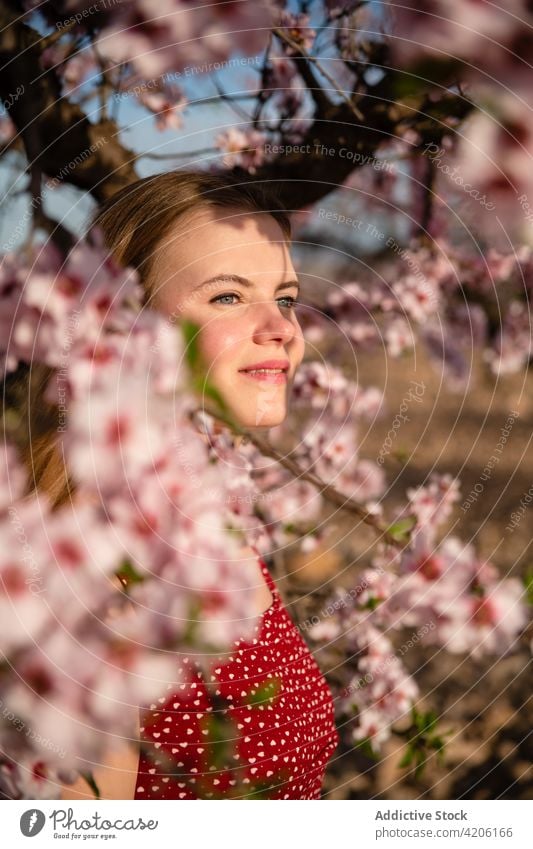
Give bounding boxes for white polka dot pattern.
[134,556,339,799]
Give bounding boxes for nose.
[250,300,298,345]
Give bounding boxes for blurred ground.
[272,342,532,799]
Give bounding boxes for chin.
[236,407,287,430]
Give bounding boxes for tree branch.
[0,8,138,203]
[272,26,364,120]
[202,405,404,549]
[0,7,477,221]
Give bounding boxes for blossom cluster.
[299,239,533,387]
[0,239,266,797]
[387,1,533,231]
[309,473,528,749]
[243,360,386,553]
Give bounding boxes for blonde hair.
[6,170,292,510]
[90,170,291,303]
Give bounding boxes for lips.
[238,359,290,384]
[238,359,290,374]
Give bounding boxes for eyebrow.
[193,273,300,296]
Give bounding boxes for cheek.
[293,325,306,366]
[197,321,244,371]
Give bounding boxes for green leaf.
[80,770,101,799]
[391,57,464,98]
[522,565,533,606]
[179,597,202,647]
[431,736,446,761]
[398,747,415,768]
[414,751,427,780]
[399,708,451,779]
[199,713,237,771]
[425,712,438,733]
[181,319,230,412]
[181,318,202,371]
[386,515,417,543]
[191,374,227,410]
[393,448,410,464]
[243,676,282,708]
[354,736,379,760]
[115,559,144,587]
[362,595,382,611]
[242,778,280,799]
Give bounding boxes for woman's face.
[148,204,305,430]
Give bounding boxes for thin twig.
[187,93,258,107]
[211,75,254,123]
[139,146,218,160]
[202,406,403,549]
[272,26,364,121]
[93,42,111,122]
[39,19,78,50]
[249,432,400,547]
[253,31,273,129]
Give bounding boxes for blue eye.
[211,293,238,305]
[277,295,299,309]
[210,292,299,309]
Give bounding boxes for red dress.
[134,555,339,799]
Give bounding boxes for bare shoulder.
[59,736,141,801]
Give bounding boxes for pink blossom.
[454,93,533,213]
[377,530,528,658]
[260,477,323,530]
[275,11,316,55]
[2,242,142,375]
[0,496,52,655]
[96,0,274,79]
[292,361,383,419]
[63,375,172,494]
[405,472,461,538]
[215,127,269,174]
[138,89,188,131]
[389,1,521,70]
[392,272,440,322]
[0,443,26,510]
[0,115,16,144]
[261,55,314,141]
[339,621,419,750]
[384,317,416,357]
[485,300,533,375]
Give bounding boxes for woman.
[52,170,339,799]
